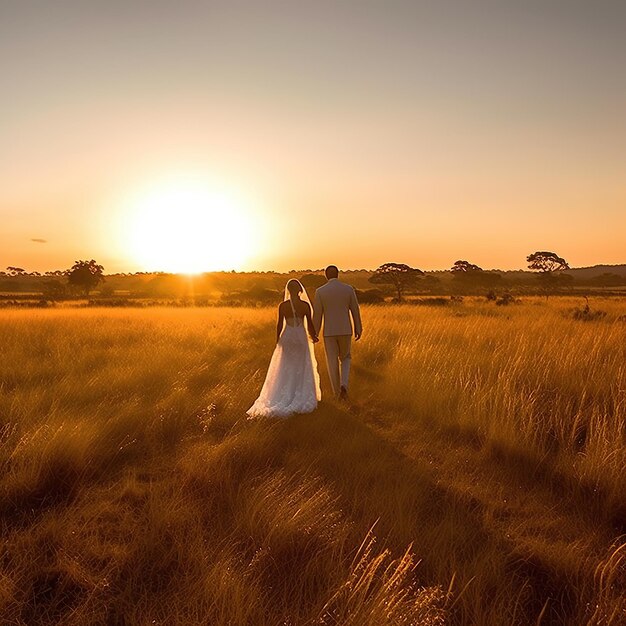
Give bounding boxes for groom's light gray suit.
[313,278,362,396]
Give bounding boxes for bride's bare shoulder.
[293,298,309,310]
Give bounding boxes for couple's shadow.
[265,402,582,624]
[264,401,485,562]
[247,403,576,625]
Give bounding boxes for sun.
[122,175,257,274]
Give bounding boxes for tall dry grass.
[362,298,626,513]
[1,299,624,624]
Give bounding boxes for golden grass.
[1,298,624,624]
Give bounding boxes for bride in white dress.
[247,279,321,418]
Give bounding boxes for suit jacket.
[313,278,362,337]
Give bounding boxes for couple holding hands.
[247,265,362,418]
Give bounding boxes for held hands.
[310,334,319,343]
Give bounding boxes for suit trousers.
[323,335,352,396]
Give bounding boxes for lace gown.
[247,303,321,418]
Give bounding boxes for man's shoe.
[339,386,348,401]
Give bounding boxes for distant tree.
[223,286,280,306]
[451,260,483,273]
[355,288,385,304]
[451,260,501,292]
[527,251,570,297]
[421,275,441,293]
[99,283,115,297]
[369,263,424,302]
[6,266,26,276]
[66,259,105,296]
[526,251,569,273]
[141,273,183,298]
[589,273,626,287]
[41,280,68,300]
[299,273,326,298]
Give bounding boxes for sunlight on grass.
[1,300,624,624]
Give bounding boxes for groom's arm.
[313,290,323,336]
[349,287,362,340]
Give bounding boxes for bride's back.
[281,298,309,326]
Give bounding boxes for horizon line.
[4,262,626,277]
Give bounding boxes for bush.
[87,298,134,308]
[355,289,385,304]
[219,288,281,307]
[410,297,449,307]
[571,303,607,321]
[496,293,517,306]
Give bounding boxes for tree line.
[369,251,570,301]
[2,260,105,297]
[3,251,625,304]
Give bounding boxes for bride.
[247,279,321,418]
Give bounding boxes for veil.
[282,279,321,397]
[282,279,315,335]
[283,279,313,309]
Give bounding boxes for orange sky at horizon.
[2,1,625,274]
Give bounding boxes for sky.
[1,0,625,273]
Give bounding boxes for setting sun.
[121,176,257,274]
[3,2,626,623]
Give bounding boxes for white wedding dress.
[247,296,321,418]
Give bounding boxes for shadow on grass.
[3,399,595,625]
[264,403,581,625]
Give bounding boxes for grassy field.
[1,298,625,625]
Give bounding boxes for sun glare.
[122,176,257,274]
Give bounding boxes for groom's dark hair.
[325,265,339,279]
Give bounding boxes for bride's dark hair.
[286,279,302,300]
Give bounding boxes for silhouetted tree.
[67,259,105,296]
[450,260,501,292]
[526,251,569,273]
[527,251,570,297]
[451,260,483,273]
[369,263,424,301]
[6,266,26,276]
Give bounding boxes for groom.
[313,265,362,400]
